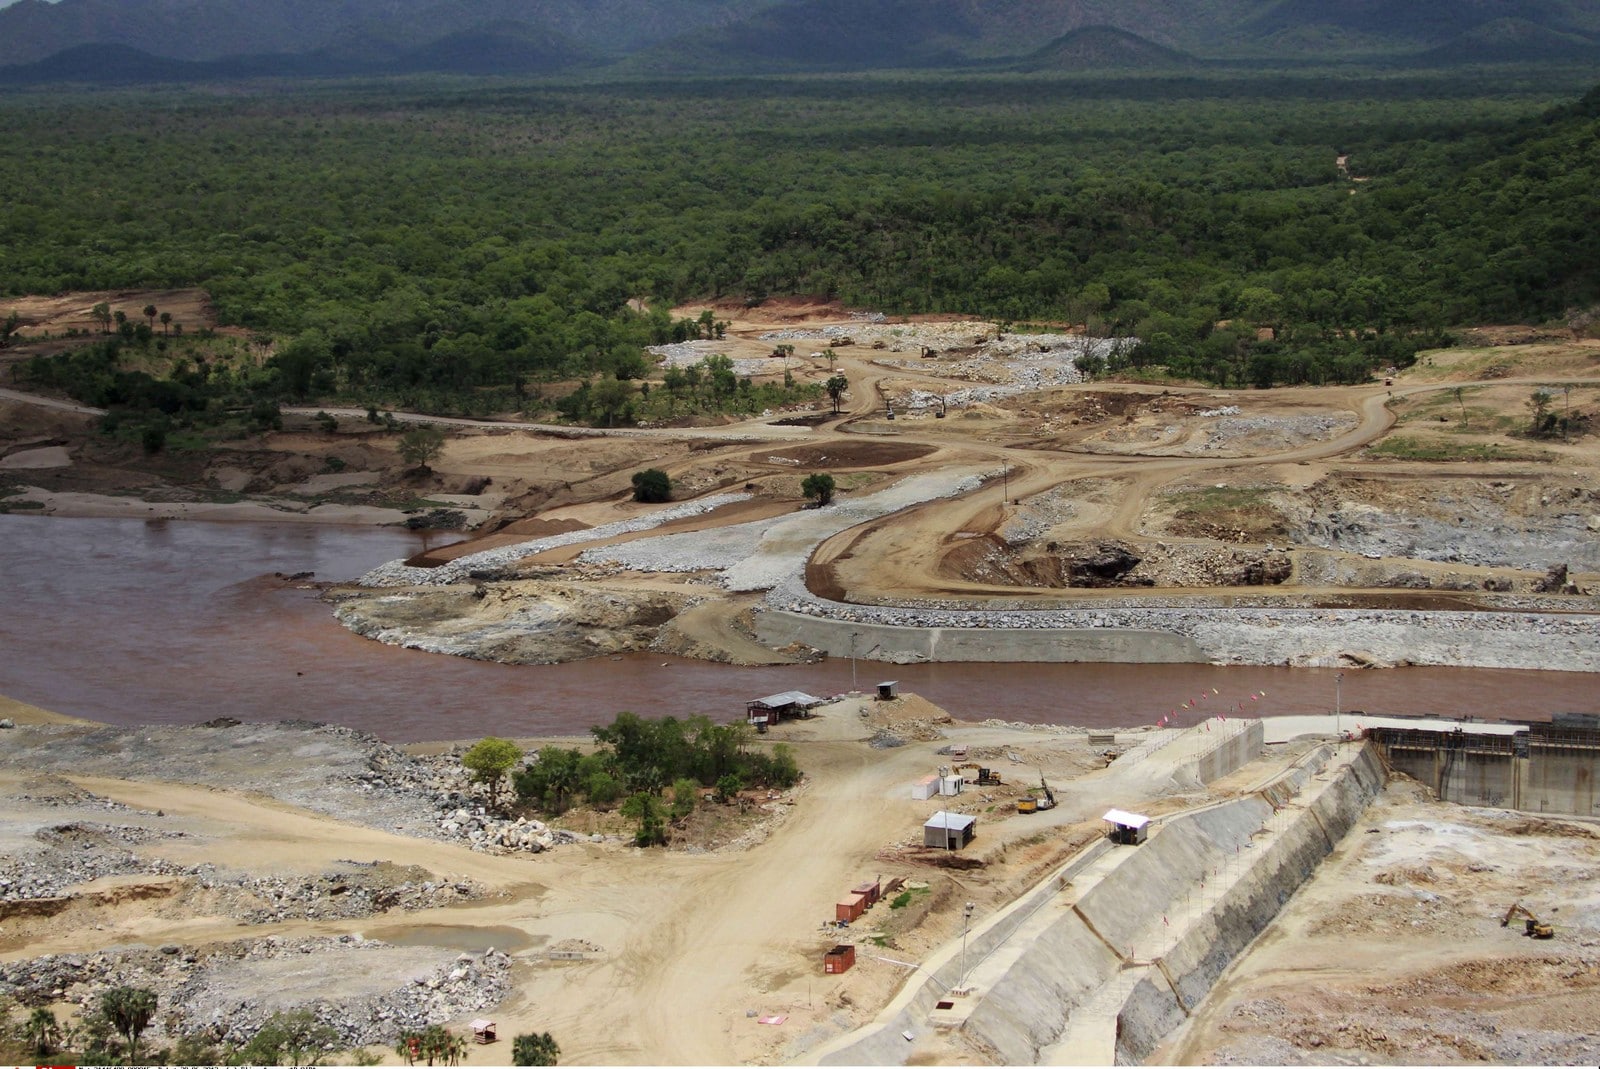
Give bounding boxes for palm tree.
[101,986,158,1062]
[26,1007,59,1057]
[143,304,158,329]
[160,311,172,335]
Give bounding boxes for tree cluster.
[512,712,802,835]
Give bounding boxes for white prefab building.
[939,775,965,796]
[1103,808,1152,845]
[923,811,977,850]
[911,774,941,801]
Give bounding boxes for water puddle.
[361,923,538,954]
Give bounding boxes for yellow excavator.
[1501,902,1555,939]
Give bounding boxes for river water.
[1,515,1594,742]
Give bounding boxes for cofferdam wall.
[756,612,1206,664]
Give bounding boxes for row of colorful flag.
[1154,688,1268,727]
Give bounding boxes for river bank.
[4,515,1599,746]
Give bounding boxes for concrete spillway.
[809,740,1386,1066]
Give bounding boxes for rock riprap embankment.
[761,576,1600,671]
[0,937,510,1052]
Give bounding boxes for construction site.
[4,689,1600,1066]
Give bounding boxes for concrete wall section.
[756,611,1207,664]
[1195,721,1266,785]
[1113,745,1387,1064]
[1523,742,1600,818]
[1370,729,1600,818]
[1440,749,1517,809]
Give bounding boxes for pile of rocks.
[1,822,191,900]
[0,936,511,1052]
[356,493,750,588]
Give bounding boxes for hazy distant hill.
[0,0,771,68]
[632,0,1600,73]
[1,0,1596,79]
[1015,25,1194,71]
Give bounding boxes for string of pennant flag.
[1155,688,1267,728]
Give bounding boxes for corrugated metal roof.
[749,690,824,708]
[924,810,976,831]
[1103,808,1151,829]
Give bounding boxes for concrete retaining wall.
[1371,731,1600,817]
[1195,721,1266,784]
[1113,744,1387,1063]
[1523,742,1600,817]
[756,611,1207,664]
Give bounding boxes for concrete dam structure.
[809,739,1387,1066]
[1368,717,1600,818]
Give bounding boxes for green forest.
[2,65,1598,421]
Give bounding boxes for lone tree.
[1528,389,1555,437]
[802,472,836,506]
[159,310,172,335]
[463,736,523,812]
[397,424,447,472]
[631,467,672,503]
[825,374,849,415]
[92,301,112,334]
[512,1031,561,1066]
[142,303,158,329]
[101,986,158,1063]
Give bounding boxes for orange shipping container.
[835,893,867,923]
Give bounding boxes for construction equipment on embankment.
[1501,902,1555,939]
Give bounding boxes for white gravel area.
[357,493,751,587]
[1201,413,1357,451]
[578,470,987,591]
[647,341,773,377]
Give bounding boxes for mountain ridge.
[1,0,1596,78]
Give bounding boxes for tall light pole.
[960,901,976,991]
[1002,461,1009,504]
[1335,671,1344,740]
[850,630,860,692]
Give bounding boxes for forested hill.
[1,0,1597,79]
[4,68,1597,418]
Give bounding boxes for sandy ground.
[0,690,1305,1066]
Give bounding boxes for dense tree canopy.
[2,68,1597,414]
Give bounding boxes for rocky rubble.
[0,936,511,1051]
[356,493,751,587]
[760,575,1600,672]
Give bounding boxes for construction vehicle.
[1018,774,1056,814]
[953,762,1002,786]
[1501,903,1554,939]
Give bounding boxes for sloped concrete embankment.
[815,743,1384,1065]
[813,838,1116,1066]
[1110,744,1387,1063]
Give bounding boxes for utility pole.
[1002,461,1009,503]
[1335,671,1344,740]
[851,630,860,692]
[960,901,976,991]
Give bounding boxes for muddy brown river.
[1,516,1594,742]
